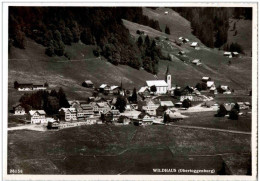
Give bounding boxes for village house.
[180,95,193,101]
[82,80,94,88]
[224,52,232,58]
[201,77,211,83]
[118,115,131,125]
[47,119,60,129]
[207,81,215,89]
[29,110,47,124]
[190,42,199,49]
[96,102,111,114]
[192,59,202,66]
[232,52,239,58]
[59,108,77,121]
[135,112,154,125]
[142,99,160,116]
[223,103,236,112]
[138,86,151,98]
[99,84,109,92]
[13,103,26,115]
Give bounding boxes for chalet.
[206,81,215,89]
[47,119,60,129]
[164,11,169,15]
[201,77,211,82]
[232,52,239,57]
[138,113,154,125]
[59,108,77,121]
[180,95,193,102]
[82,80,94,88]
[13,103,26,115]
[77,103,94,118]
[190,42,199,48]
[99,84,108,92]
[17,83,33,91]
[101,111,113,123]
[224,52,232,58]
[142,99,160,116]
[223,103,235,112]
[110,85,120,95]
[29,110,47,124]
[146,80,168,94]
[192,59,201,66]
[138,86,151,98]
[178,51,185,55]
[96,102,111,114]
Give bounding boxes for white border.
[2,2,258,181]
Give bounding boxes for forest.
[9,7,162,74]
[172,7,252,49]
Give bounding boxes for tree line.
[9,7,162,73]
[19,88,70,115]
[172,7,252,49]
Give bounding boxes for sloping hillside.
[8,38,157,107]
[226,18,252,55]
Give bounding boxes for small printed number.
[9,169,23,174]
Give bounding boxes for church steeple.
[165,64,170,81]
[165,65,171,90]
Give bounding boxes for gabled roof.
[29,110,46,116]
[202,77,210,80]
[160,101,174,107]
[110,85,119,90]
[59,108,76,113]
[224,52,232,55]
[191,42,198,46]
[100,84,107,88]
[146,80,168,87]
[138,86,149,93]
[138,112,150,119]
[207,81,215,88]
[84,80,93,84]
[192,59,201,63]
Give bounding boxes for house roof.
[221,85,229,90]
[224,103,235,112]
[191,42,198,46]
[232,52,239,55]
[97,102,109,108]
[110,85,119,90]
[100,84,107,88]
[146,80,168,87]
[179,37,184,40]
[202,77,210,80]
[59,108,76,113]
[84,80,93,84]
[224,52,232,55]
[138,112,150,119]
[160,101,174,107]
[29,110,46,116]
[207,81,215,88]
[138,86,149,93]
[192,59,200,63]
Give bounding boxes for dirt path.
[168,124,251,135]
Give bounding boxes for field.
[8,124,251,175]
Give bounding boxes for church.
[146,66,171,94]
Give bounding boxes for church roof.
[146,80,168,87]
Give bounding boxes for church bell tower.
[165,65,171,90]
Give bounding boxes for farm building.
[206,81,215,89]
[192,59,201,66]
[99,84,109,92]
[224,52,232,58]
[142,99,160,116]
[13,103,26,115]
[138,113,154,125]
[202,77,211,82]
[82,80,94,88]
[232,52,239,57]
[190,42,199,48]
[29,110,47,124]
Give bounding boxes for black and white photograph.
[2,2,258,180]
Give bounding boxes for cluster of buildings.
[224,51,240,58]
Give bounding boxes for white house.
[207,81,215,89]
[29,110,46,124]
[13,104,26,115]
[142,100,160,116]
[59,108,77,121]
[190,42,199,48]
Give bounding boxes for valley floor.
[8,122,251,175]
